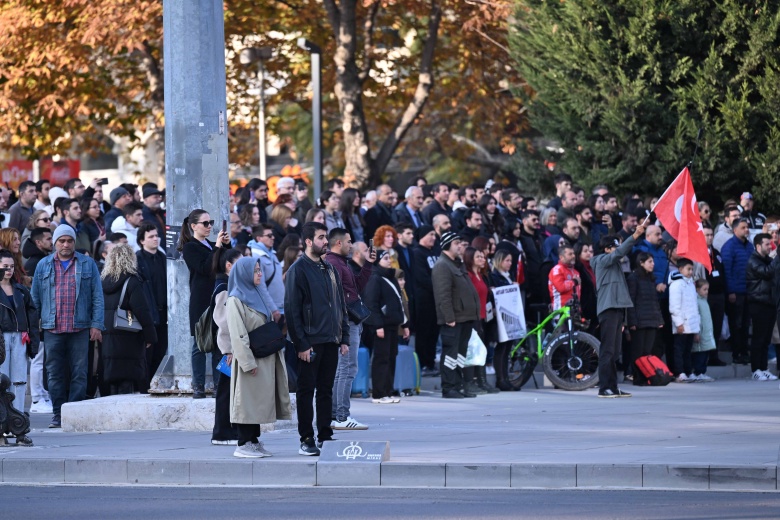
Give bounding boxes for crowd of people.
[1,171,779,455]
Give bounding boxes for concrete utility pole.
[150,0,230,394]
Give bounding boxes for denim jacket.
[31,252,105,331]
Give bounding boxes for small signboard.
[319,441,390,463]
[166,225,181,260]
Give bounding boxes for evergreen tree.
[508,0,780,210]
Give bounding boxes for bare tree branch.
[139,40,163,104]
[358,0,381,83]
[322,0,341,40]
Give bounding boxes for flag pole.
[687,127,702,170]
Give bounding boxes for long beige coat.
[226,296,291,425]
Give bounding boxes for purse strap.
[118,278,131,310]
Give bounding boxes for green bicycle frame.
[509,305,573,360]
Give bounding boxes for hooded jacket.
[364,265,407,328]
[721,234,753,295]
[669,272,701,334]
[22,238,48,278]
[591,235,636,315]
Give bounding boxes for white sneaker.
[675,373,690,383]
[250,441,272,457]
[371,396,394,404]
[688,374,701,382]
[331,417,369,430]
[485,366,496,375]
[391,395,401,403]
[762,370,778,381]
[30,399,53,414]
[752,370,770,381]
[233,444,265,458]
[697,374,714,382]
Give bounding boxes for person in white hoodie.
[110,201,143,251]
[669,258,701,382]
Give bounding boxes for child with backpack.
[627,252,665,385]
[691,279,715,382]
[669,258,701,382]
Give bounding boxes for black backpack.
[194,283,226,354]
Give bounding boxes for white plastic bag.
[465,329,487,367]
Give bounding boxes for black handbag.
[113,278,143,332]
[346,298,371,324]
[247,321,286,359]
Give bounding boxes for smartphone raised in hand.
[221,219,227,234]
[368,238,374,255]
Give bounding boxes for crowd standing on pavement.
[2,172,780,457]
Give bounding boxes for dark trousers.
[415,307,440,370]
[631,328,656,363]
[213,370,238,442]
[727,294,750,359]
[597,309,623,392]
[692,351,708,376]
[708,292,726,346]
[236,423,260,447]
[653,300,675,367]
[45,329,90,416]
[493,341,511,383]
[440,321,473,394]
[749,303,776,372]
[371,328,399,399]
[86,340,110,399]
[296,343,338,443]
[673,334,694,376]
[191,337,220,391]
[145,321,168,388]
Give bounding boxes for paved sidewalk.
[1,379,779,489]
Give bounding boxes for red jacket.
[548,262,581,310]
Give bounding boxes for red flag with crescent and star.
[653,167,712,272]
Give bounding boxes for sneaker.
[30,399,53,414]
[614,388,632,398]
[251,441,272,457]
[762,371,778,381]
[391,396,402,403]
[485,365,496,375]
[371,396,394,404]
[698,374,715,382]
[752,370,770,381]
[48,415,61,428]
[299,438,320,456]
[464,382,486,396]
[331,417,369,430]
[442,389,465,399]
[421,367,440,377]
[623,374,634,382]
[688,374,701,382]
[768,357,777,365]
[597,389,618,398]
[234,444,264,458]
[211,439,239,445]
[675,373,690,383]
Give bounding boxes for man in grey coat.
[592,220,646,398]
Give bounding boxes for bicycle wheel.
[542,331,600,391]
[507,338,538,390]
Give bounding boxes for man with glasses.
[248,224,283,322]
[64,178,85,200]
[721,218,754,365]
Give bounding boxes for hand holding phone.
[221,219,227,234]
[368,238,374,255]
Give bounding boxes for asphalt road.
[1,486,779,519]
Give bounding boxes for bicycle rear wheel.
[507,339,538,390]
[542,331,600,391]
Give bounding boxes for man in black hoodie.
[23,227,52,276]
[518,210,544,305]
[411,225,440,376]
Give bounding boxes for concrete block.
[253,461,317,486]
[65,459,128,484]
[577,464,643,488]
[3,458,64,483]
[189,460,252,485]
[446,464,511,488]
[511,464,577,488]
[642,465,709,490]
[127,460,190,485]
[317,462,380,487]
[381,462,446,487]
[710,465,777,491]
[319,440,389,462]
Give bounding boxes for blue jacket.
[31,252,105,331]
[721,235,754,295]
[633,239,668,286]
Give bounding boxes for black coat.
[364,266,407,328]
[411,245,437,310]
[393,202,423,230]
[102,273,158,386]
[0,282,40,355]
[22,239,48,279]
[575,261,598,322]
[394,245,415,300]
[519,229,544,302]
[182,239,217,336]
[136,248,167,325]
[626,270,664,329]
[364,202,395,241]
[746,252,774,305]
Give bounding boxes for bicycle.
[506,291,600,391]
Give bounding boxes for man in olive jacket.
[432,232,481,398]
[592,220,645,398]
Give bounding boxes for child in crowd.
[691,279,715,382]
[669,258,700,382]
[626,252,664,385]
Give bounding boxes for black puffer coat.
[746,252,774,305]
[626,269,664,329]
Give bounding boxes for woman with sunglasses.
[177,209,231,399]
[21,210,54,256]
[698,201,712,228]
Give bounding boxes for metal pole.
[258,62,267,181]
[312,51,322,200]
[152,0,230,395]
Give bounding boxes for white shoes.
[372,396,394,404]
[30,399,53,414]
[485,366,496,375]
[675,373,691,383]
[752,370,772,381]
[697,374,715,382]
[331,417,369,430]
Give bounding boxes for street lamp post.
[239,46,273,180]
[297,38,322,200]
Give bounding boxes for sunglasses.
[198,220,215,227]
[37,217,51,223]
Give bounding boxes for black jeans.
[144,321,168,390]
[493,341,511,383]
[727,294,750,359]
[749,303,776,372]
[415,305,440,370]
[631,328,656,363]
[191,337,220,391]
[440,321,474,394]
[236,423,260,446]
[213,370,238,442]
[673,334,694,376]
[296,343,338,443]
[597,309,623,392]
[371,328,398,399]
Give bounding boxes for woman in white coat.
[226,257,291,458]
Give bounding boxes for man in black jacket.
[363,184,395,240]
[519,210,544,305]
[136,222,167,387]
[23,227,52,276]
[284,222,350,456]
[411,225,440,376]
[745,233,777,380]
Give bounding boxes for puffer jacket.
[746,252,774,305]
[669,272,700,334]
[432,253,480,325]
[626,269,663,329]
[692,295,716,352]
[721,235,753,295]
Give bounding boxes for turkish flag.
[653,167,712,271]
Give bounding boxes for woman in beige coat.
[226,257,291,458]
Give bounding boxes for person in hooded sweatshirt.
[100,244,157,395]
[668,258,701,383]
[23,227,52,277]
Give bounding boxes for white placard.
[492,283,527,343]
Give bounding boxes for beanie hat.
[440,231,461,251]
[415,224,435,242]
[52,225,77,244]
[374,249,388,264]
[110,187,130,205]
